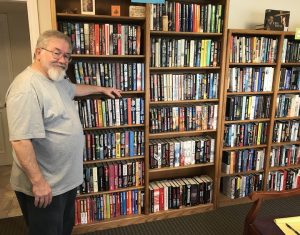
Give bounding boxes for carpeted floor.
[1,195,299,235]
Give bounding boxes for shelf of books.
[147,0,229,216]
[268,31,300,192]
[50,0,149,233]
[218,29,300,207]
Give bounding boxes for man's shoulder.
[8,67,45,93]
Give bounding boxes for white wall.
[229,0,300,30]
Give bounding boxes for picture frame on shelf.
[81,0,95,15]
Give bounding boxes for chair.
[244,188,300,235]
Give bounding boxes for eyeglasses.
[41,48,72,62]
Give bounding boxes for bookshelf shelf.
[222,144,268,151]
[274,116,300,121]
[281,62,300,66]
[271,141,300,147]
[56,13,145,23]
[149,99,219,105]
[149,129,217,139]
[76,186,145,198]
[227,91,273,95]
[150,66,221,71]
[218,194,252,207]
[220,169,264,177]
[150,31,223,37]
[277,90,300,94]
[229,63,277,66]
[224,118,270,124]
[149,162,215,173]
[71,54,146,59]
[83,124,145,131]
[83,156,145,165]
[269,165,300,171]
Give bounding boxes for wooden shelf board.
[269,164,300,171]
[83,156,144,165]
[277,90,300,94]
[83,124,144,131]
[226,91,273,95]
[150,66,221,71]
[271,141,300,147]
[229,63,276,66]
[57,13,145,22]
[71,54,145,59]
[150,31,222,37]
[220,169,264,177]
[217,193,252,207]
[149,129,216,139]
[224,118,270,124]
[149,162,215,173]
[275,116,300,121]
[222,145,267,151]
[76,186,145,198]
[281,62,300,66]
[150,99,219,105]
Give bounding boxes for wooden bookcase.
[50,0,230,233]
[218,29,300,207]
[147,0,229,215]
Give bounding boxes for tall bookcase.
[147,0,229,215]
[50,0,229,233]
[218,29,300,207]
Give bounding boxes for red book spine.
[109,163,115,191]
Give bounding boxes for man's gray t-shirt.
[6,66,84,196]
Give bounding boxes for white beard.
[48,66,66,82]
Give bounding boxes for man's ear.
[34,48,41,60]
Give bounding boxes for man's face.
[37,38,71,81]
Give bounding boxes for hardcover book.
[264,9,290,31]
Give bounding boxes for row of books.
[282,39,300,63]
[150,2,223,33]
[75,190,144,225]
[149,105,218,133]
[151,38,220,67]
[275,94,300,118]
[267,169,300,191]
[222,149,265,174]
[279,67,300,90]
[225,95,271,121]
[150,73,219,101]
[224,122,268,147]
[149,175,213,213]
[227,67,274,92]
[229,36,278,63]
[221,173,263,199]
[272,120,300,143]
[149,136,215,169]
[75,98,145,128]
[270,145,300,167]
[83,130,144,161]
[58,22,141,55]
[80,161,144,194]
[73,62,144,91]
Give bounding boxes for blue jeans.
[15,187,77,235]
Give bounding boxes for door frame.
[26,0,40,59]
